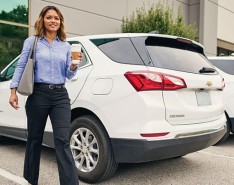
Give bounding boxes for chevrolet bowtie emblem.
[206,81,212,86]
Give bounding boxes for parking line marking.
[198,151,234,159]
[0,168,28,185]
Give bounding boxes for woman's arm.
[9,36,34,109]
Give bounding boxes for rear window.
[137,36,214,74]
[90,38,144,65]
[209,59,234,75]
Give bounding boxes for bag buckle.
[49,84,55,89]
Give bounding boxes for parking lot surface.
[0,135,234,185]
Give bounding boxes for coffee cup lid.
[71,44,81,52]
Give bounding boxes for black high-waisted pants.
[24,85,79,185]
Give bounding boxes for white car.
[208,56,234,144]
[0,33,226,183]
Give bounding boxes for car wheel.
[0,136,8,141]
[69,115,118,183]
[214,114,231,145]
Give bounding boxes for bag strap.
[29,36,38,60]
[33,36,38,61]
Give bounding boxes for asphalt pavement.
[0,135,234,185]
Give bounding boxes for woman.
[9,6,80,185]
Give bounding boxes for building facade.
[0,0,234,70]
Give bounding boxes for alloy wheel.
[70,127,99,172]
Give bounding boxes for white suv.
[0,33,226,183]
[208,56,234,144]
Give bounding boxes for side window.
[0,58,19,82]
[68,41,90,68]
[90,38,145,65]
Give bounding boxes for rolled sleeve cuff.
[10,82,19,89]
[67,66,79,79]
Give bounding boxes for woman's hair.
[34,6,66,41]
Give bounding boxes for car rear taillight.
[124,71,187,91]
[221,78,225,90]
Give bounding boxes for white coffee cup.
[71,44,82,64]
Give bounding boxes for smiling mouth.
[49,25,57,28]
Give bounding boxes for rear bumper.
[111,126,226,163]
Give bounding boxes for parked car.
[0,33,226,183]
[208,56,234,144]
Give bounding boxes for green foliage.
[0,5,28,70]
[0,5,28,24]
[0,25,27,70]
[121,2,198,40]
[0,41,19,71]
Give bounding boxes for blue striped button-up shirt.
[10,36,77,88]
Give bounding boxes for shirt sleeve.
[10,37,34,89]
[66,44,78,79]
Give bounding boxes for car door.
[0,56,27,139]
[65,41,93,104]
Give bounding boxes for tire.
[69,115,118,183]
[214,114,231,145]
[0,136,8,141]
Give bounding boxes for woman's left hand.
[70,52,82,71]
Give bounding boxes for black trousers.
[24,86,79,185]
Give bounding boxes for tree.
[0,5,28,70]
[121,2,198,41]
[0,5,28,24]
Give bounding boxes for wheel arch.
[71,107,111,139]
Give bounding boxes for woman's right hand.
[9,88,19,110]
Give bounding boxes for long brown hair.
[34,6,66,41]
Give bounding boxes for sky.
[0,0,28,12]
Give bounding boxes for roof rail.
[148,30,159,34]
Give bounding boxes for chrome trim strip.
[174,126,225,138]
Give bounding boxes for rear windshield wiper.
[199,67,216,73]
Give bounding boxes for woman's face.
[43,9,60,33]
